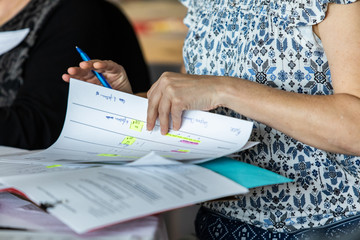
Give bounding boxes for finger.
[63,72,98,84]
[67,67,94,80]
[93,60,123,74]
[158,97,171,135]
[171,104,183,131]
[62,73,70,82]
[79,61,95,70]
[146,89,162,131]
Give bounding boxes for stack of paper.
[0,79,292,234]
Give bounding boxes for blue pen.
[75,46,112,89]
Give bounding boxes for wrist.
[215,77,239,109]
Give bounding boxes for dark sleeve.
[0,0,150,150]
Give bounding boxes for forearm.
[219,77,360,155]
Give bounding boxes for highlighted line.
[46,165,62,168]
[171,149,190,153]
[166,133,200,144]
[180,140,199,145]
[98,154,121,157]
[97,153,138,158]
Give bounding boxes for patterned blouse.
[180,0,360,232]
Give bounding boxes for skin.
[63,2,360,156]
[63,60,133,93]
[0,0,30,26]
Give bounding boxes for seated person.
[0,0,150,150]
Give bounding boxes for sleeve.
[301,0,359,26]
[321,0,358,23]
[269,0,359,31]
[0,0,151,150]
[179,0,197,28]
[329,0,358,3]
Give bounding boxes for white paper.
[4,79,253,164]
[0,226,166,240]
[124,151,180,166]
[0,162,83,178]
[0,161,94,190]
[0,29,29,56]
[0,146,30,157]
[0,193,167,240]
[1,154,248,234]
[0,79,253,234]
[185,141,260,164]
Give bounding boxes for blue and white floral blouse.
[180,0,360,232]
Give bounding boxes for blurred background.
[107,1,199,239]
[110,0,188,83]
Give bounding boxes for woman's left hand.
[146,72,223,135]
[62,60,133,94]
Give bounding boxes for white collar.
[0,28,29,56]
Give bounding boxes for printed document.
[0,80,292,234]
[4,79,254,164]
[0,192,167,240]
[1,153,248,234]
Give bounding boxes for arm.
[219,2,360,155]
[146,2,360,155]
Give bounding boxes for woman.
[0,0,150,150]
[63,0,360,239]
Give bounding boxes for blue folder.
[197,157,293,189]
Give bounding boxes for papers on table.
[0,146,29,157]
[4,79,254,164]
[0,29,29,56]
[0,79,292,235]
[0,192,168,240]
[0,162,92,188]
[0,147,41,190]
[1,153,249,234]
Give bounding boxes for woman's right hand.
[62,60,133,94]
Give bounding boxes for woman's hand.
[62,60,133,94]
[146,72,223,135]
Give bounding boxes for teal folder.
[198,157,293,189]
